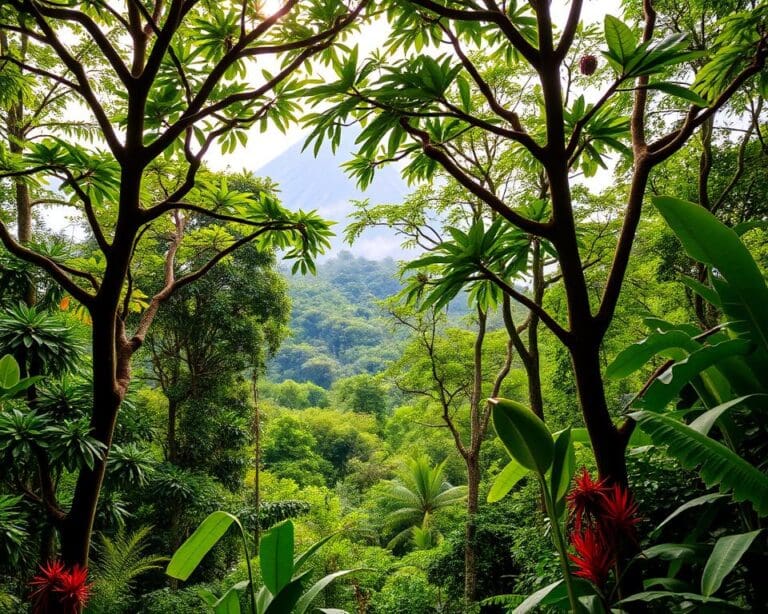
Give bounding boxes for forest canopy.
[1,0,768,612]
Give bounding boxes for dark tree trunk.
[464,456,481,603]
[60,311,127,567]
[528,238,545,420]
[570,339,629,485]
[167,397,178,462]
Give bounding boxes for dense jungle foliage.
[1,0,768,612]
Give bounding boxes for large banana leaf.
[639,339,750,410]
[701,530,762,597]
[654,196,768,355]
[631,410,768,516]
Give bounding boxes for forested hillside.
[267,252,404,386]
[2,1,768,613]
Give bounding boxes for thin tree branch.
[399,118,551,236]
[0,221,94,305]
[478,263,570,344]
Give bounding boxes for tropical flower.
[55,565,91,613]
[30,561,91,614]
[599,484,641,543]
[566,467,608,530]
[568,527,614,587]
[30,560,67,612]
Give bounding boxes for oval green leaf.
[701,529,761,597]
[491,398,553,475]
[260,520,295,596]
[167,511,237,581]
[488,459,529,503]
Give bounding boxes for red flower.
[569,528,614,587]
[567,467,608,530]
[30,561,91,614]
[599,484,641,543]
[54,565,91,613]
[30,560,67,613]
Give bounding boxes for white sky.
[211,0,623,172]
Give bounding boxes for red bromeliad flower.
[599,484,641,543]
[30,561,91,614]
[30,560,67,613]
[566,467,608,530]
[55,565,91,614]
[565,470,642,592]
[568,527,614,587]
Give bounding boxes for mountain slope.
[256,130,412,260]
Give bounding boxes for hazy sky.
[211,0,623,172]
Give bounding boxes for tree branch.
[399,118,551,236]
[648,37,768,164]
[479,263,570,344]
[554,0,583,61]
[409,0,540,66]
[13,0,125,157]
[26,0,132,84]
[0,221,94,305]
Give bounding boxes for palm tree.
[0,303,84,379]
[384,455,467,549]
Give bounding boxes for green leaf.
[213,582,247,614]
[293,532,337,572]
[701,530,761,597]
[654,196,768,353]
[689,395,760,435]
[631,410,768,515]
[618,591,735,606]
[643,577,691,592]
[651,493,727,537]
[606,330,699,379]
[167,511,237,581]
[642,543,702,562]
[488,459,529,503]
[512,580,563,614]
[198,588,218,607]
[550,428,575,504]
[604,15,637,66]
[491,398,553,475]
[263,571,309,614]
[640,339,751,410]
[680,276,721,308]
[260,521,294,596]
[0,376,43,400]
[456,74,471,112]
[0,355,20,390]
[645,82,709,106]
[294,569,358,614]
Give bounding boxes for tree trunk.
[60,312,126,567]
[464,455,480,604]
[167,397,178,462]
[252,370,262,545]
[545,139,631,485]
[570,339,628,485]
[527,238,545,419]
[1,30,35,306]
